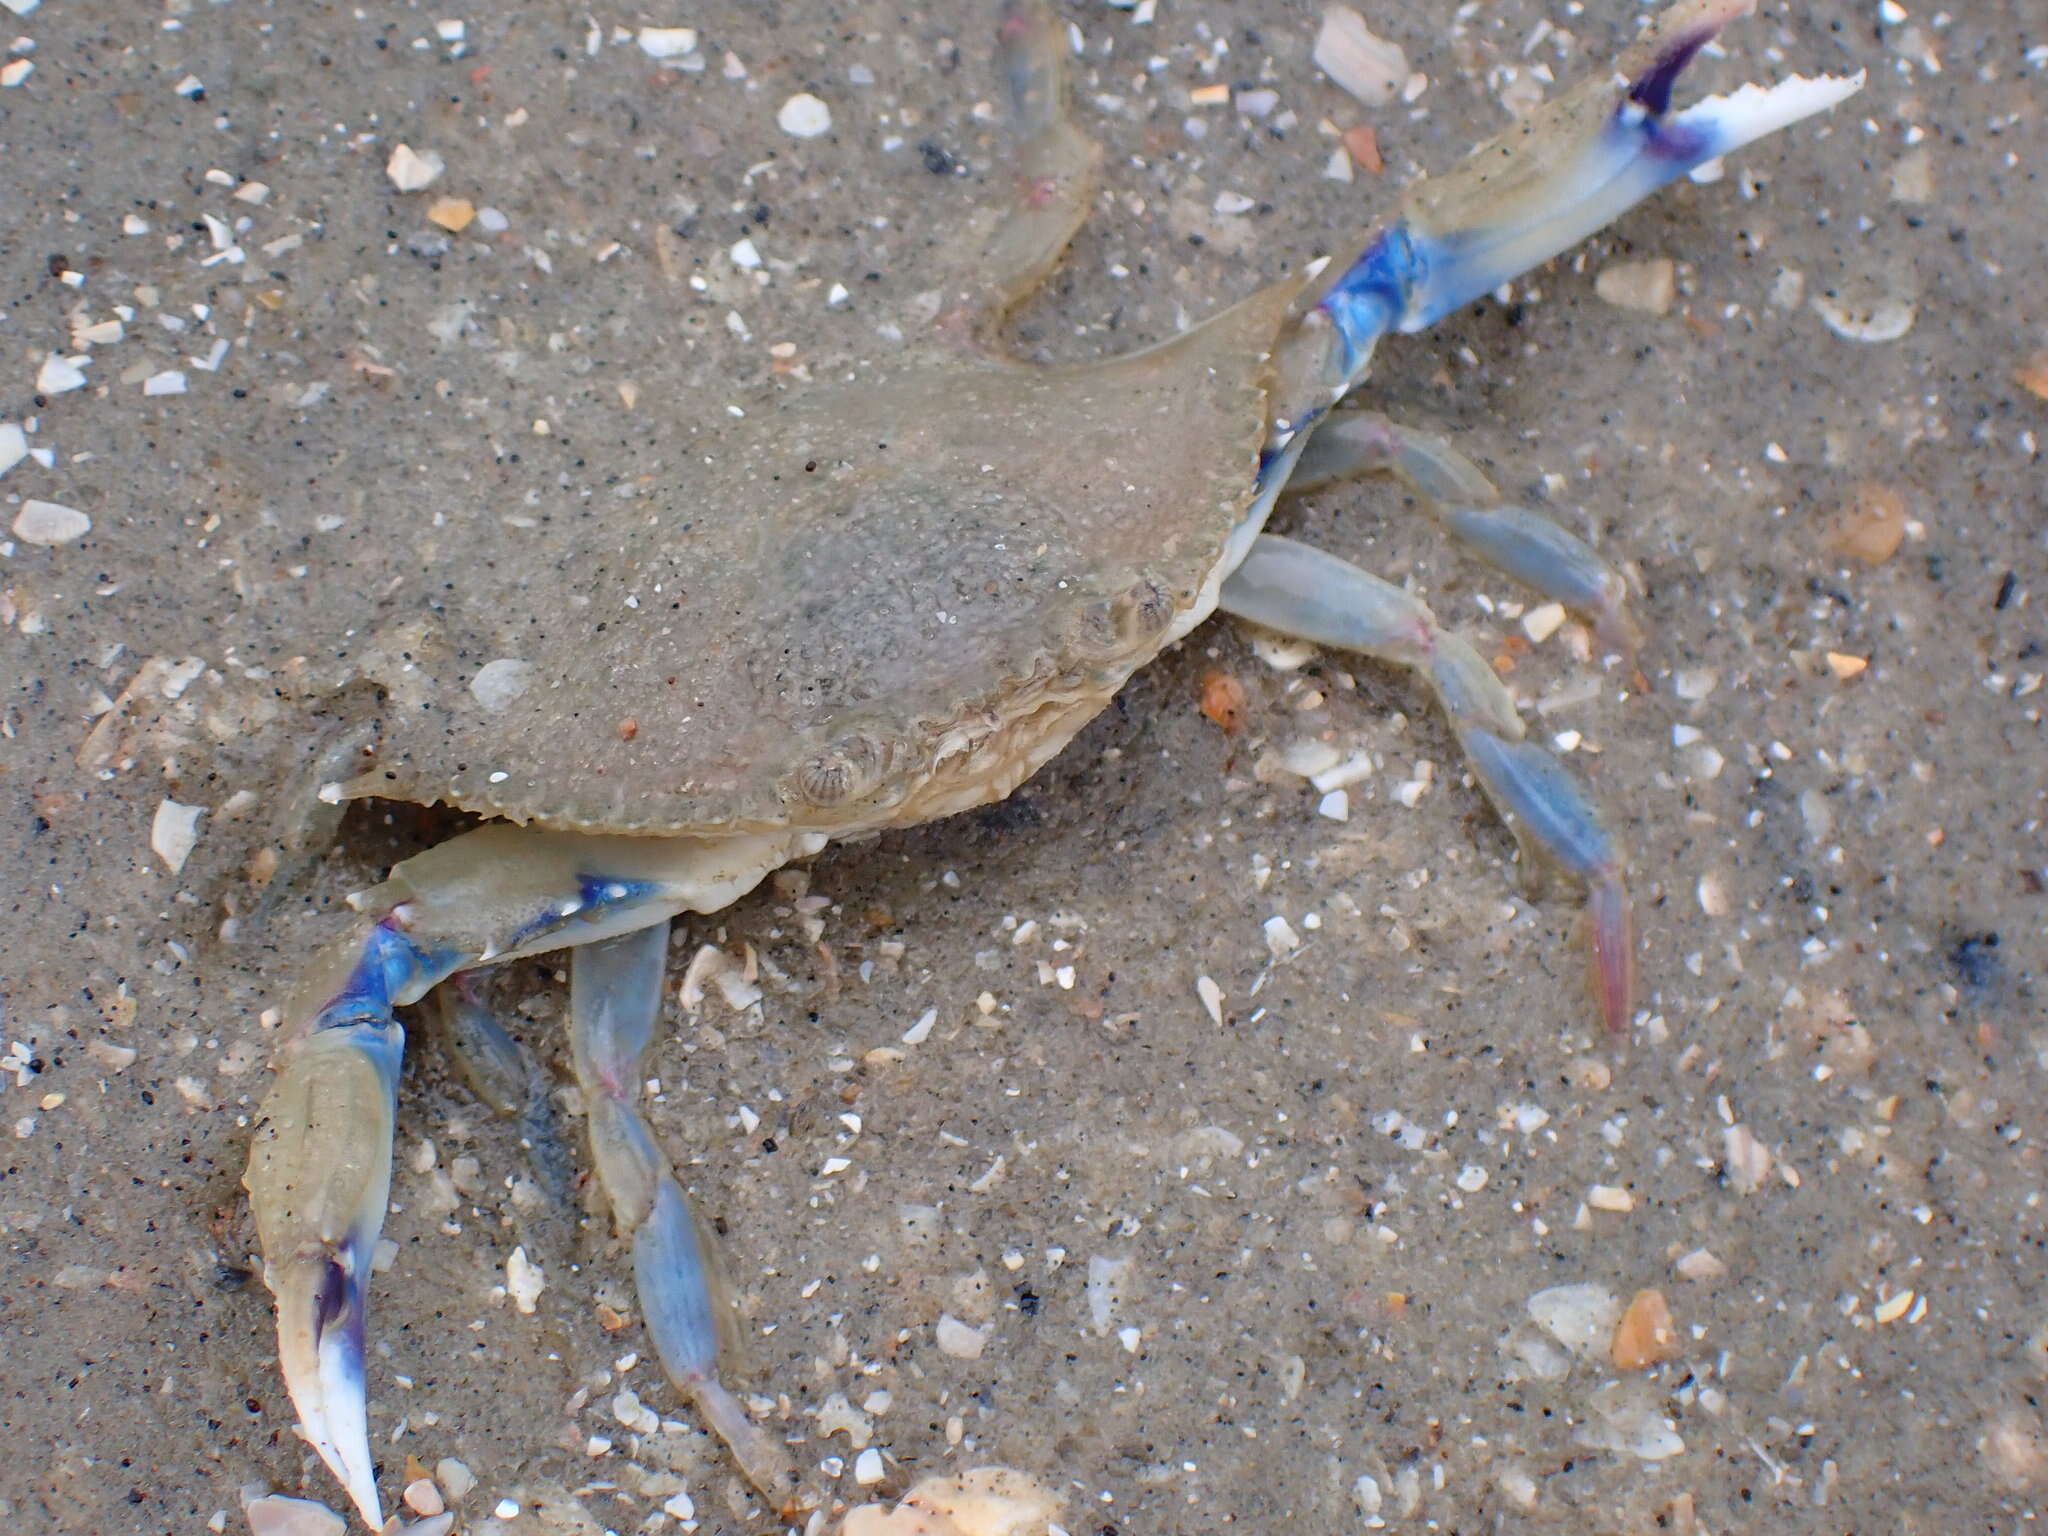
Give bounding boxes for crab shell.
[338,278,1306,843]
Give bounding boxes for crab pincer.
[245,914,457,1528]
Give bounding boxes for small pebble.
[1594,258,1677,315]
[493,1498,520,1520]
[1673,1248,1725,1282]
[1198,669,1247,732]
[426,197,475,231]
[1496,1464,1539,1511]
[2016,349,2048,402]
[778,92,832,138]
[934,1314,987,1359]
[1827,482,1907,565]
[1342,122,1383,173]
[1610,1288,1681,1368]
[1521,601,1567,643]
[402,1478,445,1517]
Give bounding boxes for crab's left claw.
[246,920,417,1529]
[1318,0,1863,363]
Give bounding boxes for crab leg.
[949,0,1104,343]
[569,924,799,1501]
[1288,410,1644,659]
[424,976,576,1207]
[246,824,807,1527]
[1218,533,1632,1032]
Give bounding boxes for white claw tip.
[1676,70,1867,154]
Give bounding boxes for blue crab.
[244,1,1858,1523]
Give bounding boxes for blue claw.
[246,1010,405,1528]
[1319,3,1862,367]
[246,914,459,1528]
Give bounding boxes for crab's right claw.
[246,926,412,1529]
[1323,0,1863,349]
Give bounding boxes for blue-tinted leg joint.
[1317,224,1411,383]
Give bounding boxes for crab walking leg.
[1288,412,1645,659]
[569,926,799,1500]
[1260,0,1862,461]
[1219,534,1633,1033]
[1461,729,1634,1035]
[951,0,1104,340]
[424,976,576,1207]
[246,824,810,1527]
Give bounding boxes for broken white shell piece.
[385,143,446,192]
[151,798,204,875]
[468,657,533,712]
[241,1491,347,1536]
[677,943,762,1012]
[12,499,90,545]
[1314,5,1408,107]
[1262,914,1303,958]
[505,1246,545,1313]
[1811,291,1915,342]
[839,1468,1063,1536]
[636,26,698,59]
[1526,1283,1620,1355]
[35,353,88,393]
[1085,1254,1131,1335]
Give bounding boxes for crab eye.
[1067,577,1174,661]
[792,734,887,808]
[1120,578,1174,640]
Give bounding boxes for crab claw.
[1319,0,1863,356]
[247,921,421,1529]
